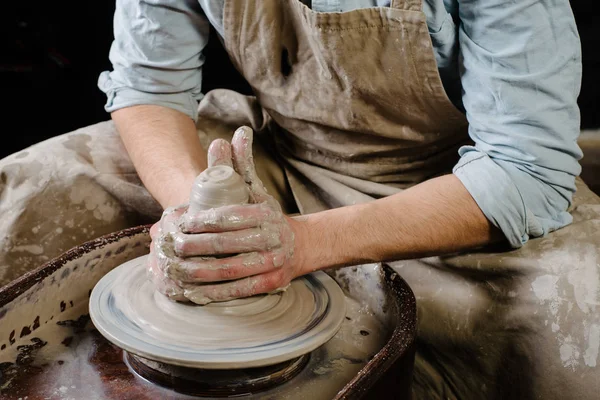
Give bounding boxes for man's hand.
[147,205,189,301]
[148,127,305,304]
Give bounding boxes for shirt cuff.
[453,147,572,248]
[98,71,202,122]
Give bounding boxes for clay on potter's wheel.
[89,255,346,369]
[188,164,250,212]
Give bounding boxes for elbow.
[454,149,577,249]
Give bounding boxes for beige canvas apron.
[223,0,470,214]
[1,0,599,398]
[217,1,600,398]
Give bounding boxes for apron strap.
[390,0,422,12]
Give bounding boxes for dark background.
[1,1,598,159]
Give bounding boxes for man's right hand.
[145,134,233,301]
[147,204,189,301]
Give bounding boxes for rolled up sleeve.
[453,0,583,247]
[98,0,210,121]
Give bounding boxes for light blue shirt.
[99,0,583,248]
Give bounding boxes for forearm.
[112,105,207,208]
[295,174,502,273]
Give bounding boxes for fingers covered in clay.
[158,204,187,233]
[183,268,291,305]
[231,127,256,184]
[231,126,277,207]
[167,250,289,283]
[172,226,283,256]
[147,205,191,301]
[179,203,277,233]
[147,241,187,301]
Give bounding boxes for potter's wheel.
[89,255,346,370]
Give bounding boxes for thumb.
[150,221,160,239]
[231,126,273,205]
[207,138,233,168]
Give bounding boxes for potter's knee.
[0,121,120,203]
